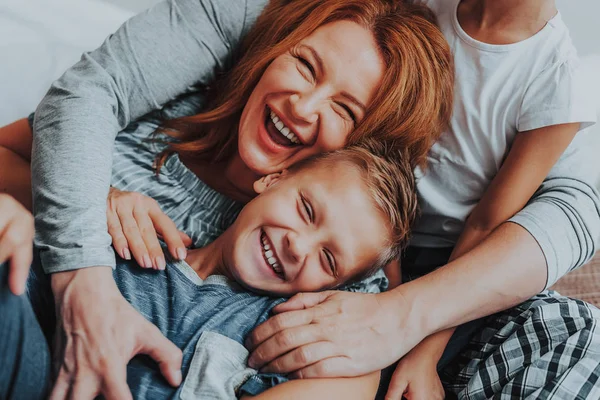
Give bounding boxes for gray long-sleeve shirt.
[32,0,600,289]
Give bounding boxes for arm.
[418,122,581,365]
[0,119,32,209]
[241,372,380,400]
[245,123,600,377]
[450,123,580,259]
[32,0,267,274]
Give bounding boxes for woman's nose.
[289,93,319,124]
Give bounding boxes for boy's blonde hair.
[292,139,418,282]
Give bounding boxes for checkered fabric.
[440,291,600,399]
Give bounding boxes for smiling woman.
[0,0,455,398]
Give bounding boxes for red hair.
[158,0,453,170]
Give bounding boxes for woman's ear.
[253,169,288,194]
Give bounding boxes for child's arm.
[240,372,380,400]
[0,118,33,210]
[386,122,581,398]
[450,122,581,261]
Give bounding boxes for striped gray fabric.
[110,93,244,249]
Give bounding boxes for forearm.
[32,0,263,274]
[241,372,380,400]
[399,221,546,335]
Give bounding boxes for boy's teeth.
[265,250,273,258]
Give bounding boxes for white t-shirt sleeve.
[518,59,597,133]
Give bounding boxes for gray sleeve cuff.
[39,246,116,274]
[509,188,599,289]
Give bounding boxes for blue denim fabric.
[0,263,51,400]
[27,253,288,399]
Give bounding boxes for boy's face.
[223,160,390,296]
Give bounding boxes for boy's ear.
[253,170,288,194]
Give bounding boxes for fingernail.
[177,247,187,260]
[156,256,166,270]
[123,248,132,260]
[143,254,152,269]
[248,357,256,369]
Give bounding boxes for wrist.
[379,285,432,346]
[51,266,114,304]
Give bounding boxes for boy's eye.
[323,249,336,277]
[301,194,314,223]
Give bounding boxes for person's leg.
[440,291,600,399]
[0,263,51,400]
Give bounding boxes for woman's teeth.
[261,231,284,278]
[270,111,300,144]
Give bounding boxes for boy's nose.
[284,232,312,280]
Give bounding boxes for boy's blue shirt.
[114,257,288,399]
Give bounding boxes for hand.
[0,194,34,295]
[106,187,192,269]
[50,267,183,399]
[385,343,445,400]
[246,290,423,378]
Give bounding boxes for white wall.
[557,0,600,56]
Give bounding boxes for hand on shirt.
[107,187,192,269]
[0,193,34,295]
[245,290,423,378]
[49,266,183,400]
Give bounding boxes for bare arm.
[0,119,33,209]
[420,122,581,363]
[241,372,380,400]
[451,122,580,259]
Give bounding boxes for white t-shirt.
[411,0,597,248]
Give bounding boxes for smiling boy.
[24,140,416,399]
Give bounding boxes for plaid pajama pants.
[440,290,600,399]
[393,247,600,399]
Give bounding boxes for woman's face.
[238,20,385,175]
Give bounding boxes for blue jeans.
[0,263,51,400]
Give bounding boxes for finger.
[150,210,187,261]
[8,241,33,295]
[260,341,339,374]
[385,364,408,400]
[133,208,165,270]
[178,231,193,247]
[101,364,133,400]
[289,356,356,379]
[119,210,152,268]
[69,374,100,400]
[246,308,321,351]
[107,209,131,260]
[49,368,72,400]
[272,291,333,314]
[137,323,183,387]
[249,324,326,370]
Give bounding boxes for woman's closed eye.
[334,102,356,123]
[293,52,316,82]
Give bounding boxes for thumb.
[178,231,193,247]
[272,291,333,314]
[137,322,183,387]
